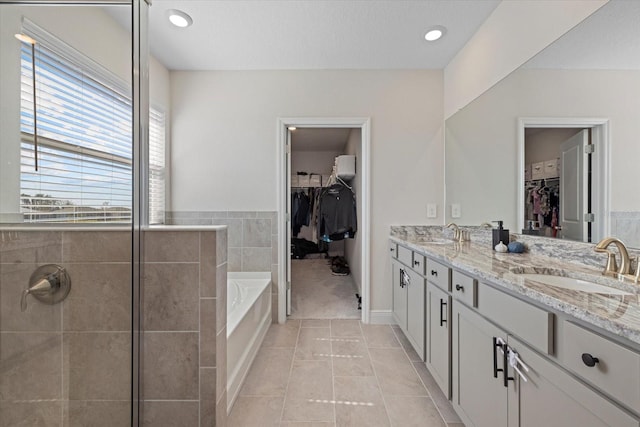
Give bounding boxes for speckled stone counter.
[390,226,640,347]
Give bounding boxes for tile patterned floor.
[228,319,464,427]
[289,259,361,319]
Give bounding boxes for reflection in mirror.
[1,5,133,224]
[445,0,640,248]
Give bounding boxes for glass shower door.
[0,2,144,425]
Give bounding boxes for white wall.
[0,5,132,219]
[525,128,581,165]
[291,150,340,177]
[170,69,444,312]
[344,128,363,294]
[445,68,640,230]
[444,0,607,119]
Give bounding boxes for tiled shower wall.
[168,211,279,322]
[141,227,227,427]
[0,229,132,426]
[0,227,227,427]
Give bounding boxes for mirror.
[0,4,133,224]
[445,0,640,248]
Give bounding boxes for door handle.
[492,337,503,378]
[502,343,515,387]
[439,299,447,326]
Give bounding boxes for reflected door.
[559,129,589,241]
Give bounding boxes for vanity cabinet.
[452,301,638,427]
[391,258,407,332]
[452,300,511,427]
[426,281,451,398]
[391,243,426,361]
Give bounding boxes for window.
[149,106,166,224]
[19,21,133,223]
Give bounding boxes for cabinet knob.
[581,353,599,367]
[430,270,438,276]
[390,248,395,252]
[455,284,464,292]
[414,260,420,266]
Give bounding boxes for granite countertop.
[390,227,640,347]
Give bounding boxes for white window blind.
[19,22,133,223]
[149,106,166,224]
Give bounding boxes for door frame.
[277,117,371,324]
[517,117,610,242]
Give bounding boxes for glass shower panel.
[0,3,136,425]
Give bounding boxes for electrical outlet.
[451,204,461,218]
[427,204,437,218]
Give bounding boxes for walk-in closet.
[523,127,592,241]
[288,127,362,319]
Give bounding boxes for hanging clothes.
[317,182,357,242]
[291,190,310,237]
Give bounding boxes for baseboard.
[368,310,395,325]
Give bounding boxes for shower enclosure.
[0,1,148,425]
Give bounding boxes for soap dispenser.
[492,220,510,250]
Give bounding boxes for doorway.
[517,118,610,243]
[277,118,371,324]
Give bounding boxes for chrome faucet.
[594,237,631,277]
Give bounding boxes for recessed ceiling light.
[425,26,446,42]
[288,126,297,131]
[167,9,193,28]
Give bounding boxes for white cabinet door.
[453,301,509,427]
[427,282,451,398]
[391,259,407,331]
[509,336,639,427]
[406,268,425,360]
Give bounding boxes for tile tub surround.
[167,211,279,323]
[390,226,640,346]
[142,226,228,427]
[0,228,132,426]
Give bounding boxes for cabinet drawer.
[427,258,451,292]
[412,252,426,275]
[479,284,554,355]
[397,245,412,266]
[563,321,640,414]
[389,241,398,258]
[451,270,477,307]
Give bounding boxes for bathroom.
[1,1,639,426]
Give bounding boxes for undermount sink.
[517,273,633,295]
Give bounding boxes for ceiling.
[524,0,640,70]
[143,0,500,71]
[291,128,352,152]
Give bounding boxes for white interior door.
[559,129,589,241]
[286,129,292,316]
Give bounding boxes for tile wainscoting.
[0,227,228,427]
[167,211,279,323]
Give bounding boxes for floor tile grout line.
[277,322,302,424]
[391,326,453,426]
[330,320,337,426]
[360,321,394,427]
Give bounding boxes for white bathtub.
[226,272,272,413]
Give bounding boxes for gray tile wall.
[141,228,228,427]
[168,211,279,323]
[0,229,132,426]
[0,227,227,427]
[611,211,640,249]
